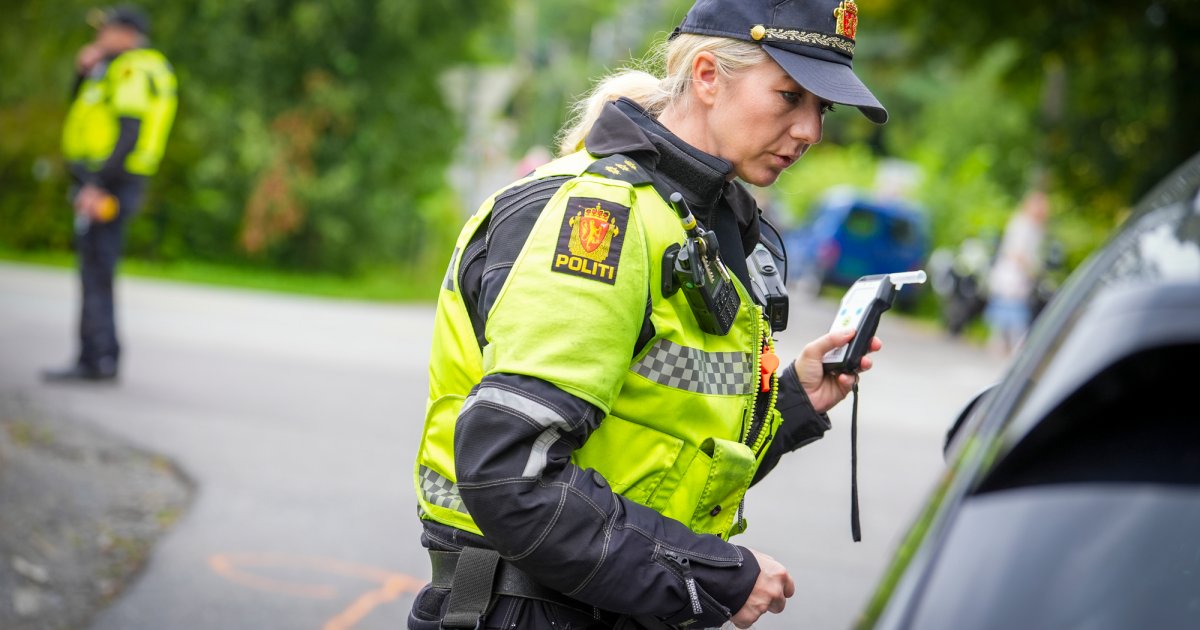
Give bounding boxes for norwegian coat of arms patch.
[551,196,630,285]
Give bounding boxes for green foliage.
[774,34,1143,269]
[773,144,880,224]
[878,0,1200,223]
[0,0,507,279]
[898,43,1034,248]
[489,0,684,157]
[3,0,1192,294]
[773,45,1029,250]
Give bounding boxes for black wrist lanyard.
[850,377,862,542]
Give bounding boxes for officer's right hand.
[730,548,794,628]
[74,184,104,219]
[76,44,104,73]
[793,329,884,413]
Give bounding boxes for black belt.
[429,548,596,628]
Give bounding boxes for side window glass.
[844,207,878,238]
[889,218,916,246]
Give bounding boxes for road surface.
[0,262,1005,629]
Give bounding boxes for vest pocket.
[574,414,684,507]
[667,437,757,537]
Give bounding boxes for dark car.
[858,153,1200,630]
[784,191,931,299]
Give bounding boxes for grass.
[0,247,441,303]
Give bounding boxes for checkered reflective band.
[419,464,468,514]
[632,339,753,395]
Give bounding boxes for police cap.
[88,4,151,36]
[672,0,887,124]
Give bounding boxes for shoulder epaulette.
[585,154,652,185]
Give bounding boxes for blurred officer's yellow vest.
[62,48,177,176]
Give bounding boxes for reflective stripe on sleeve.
[461,384,575,432]
[522,427,563,478]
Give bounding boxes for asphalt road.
[0,262,1004,629]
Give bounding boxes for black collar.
[586,99,729,212]
[583,98,761,254]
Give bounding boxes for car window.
[845,207,879,238]
[908,486,1200,630]
[1071,156,1200,305]
[979,342,1199,492]
[888,217,917,246]
[1096,205,1200,285]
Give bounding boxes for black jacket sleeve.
[91,116,141,188]
[454,372,760,628]
[753,363,832,484]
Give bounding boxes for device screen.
[823,278,883,363]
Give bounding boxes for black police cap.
[89,4,151,36]
[673,0,887,124]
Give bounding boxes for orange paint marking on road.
[208,552,428,629]
[323,573,426,630]
[209,553,338,599]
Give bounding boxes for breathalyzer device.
[823,270,927,374]
[823,270,926,543]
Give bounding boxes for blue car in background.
[784,192,931,306]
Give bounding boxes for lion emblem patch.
[552,197,630,285]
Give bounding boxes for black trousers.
[73,176,146,369]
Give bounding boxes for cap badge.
[834,0,859,40]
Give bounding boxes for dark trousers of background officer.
[73,175,145,372]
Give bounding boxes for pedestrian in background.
[986,188,1049,356]
[44,5,177,382]
[409,0,887,628]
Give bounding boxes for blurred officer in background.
[409,0,887,628]
[44,5,177,382]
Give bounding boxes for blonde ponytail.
[556,34,768,156]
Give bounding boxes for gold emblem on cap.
[750,24,766,41]
[834,0,859,40]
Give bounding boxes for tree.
[0,0,509,275]
[878,0,1200,219]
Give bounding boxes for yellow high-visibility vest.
[415,150,781,540]
[62,47,177,176]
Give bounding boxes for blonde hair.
[555,34,768,156]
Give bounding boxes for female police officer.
[410,0,887,628]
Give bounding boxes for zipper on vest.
[743,307,778,455]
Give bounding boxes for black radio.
[663,193,740,335]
